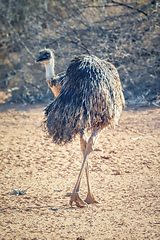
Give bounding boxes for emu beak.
[36,55,44,62]
[36,52,51,63]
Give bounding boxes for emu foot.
[85,193,100,204]
[70,193,87,208]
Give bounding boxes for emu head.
[36,48,54,64]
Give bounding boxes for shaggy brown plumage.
[44,55,125,144]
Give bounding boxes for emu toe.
[85,193,100,204]
[70,193,88,208]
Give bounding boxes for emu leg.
[70,127,101,207]
[84,161,99,204]
[69,148,90,207]
[73,135,87,193]
[81,136,99,204]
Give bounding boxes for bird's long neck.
[44,57,61,98]
[44,57,55,80]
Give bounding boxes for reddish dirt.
[0,103,160,240]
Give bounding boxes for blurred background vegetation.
[0,0,160,106]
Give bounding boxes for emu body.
[36,49,125,207]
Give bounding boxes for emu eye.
[46,53,50,57]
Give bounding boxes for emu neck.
[44,58,61,98]
[44,58,55,80]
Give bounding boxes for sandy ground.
[0,103,160,240]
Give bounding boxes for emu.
[36,48,125,207]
